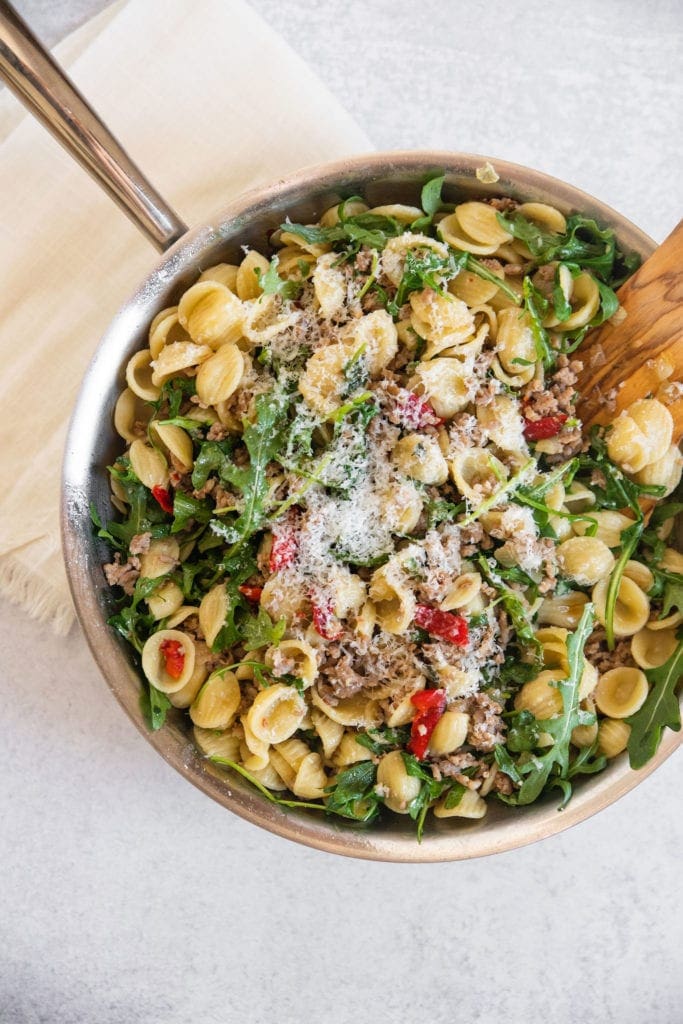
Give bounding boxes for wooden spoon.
[575,219,683,438]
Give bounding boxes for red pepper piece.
[414,604,469,645]
[311,600,344,641]
[238,584,263,602]
[151,485,174,514]
[159,639,185,680]
[393,389,443,429]
[522,414,568,441]
[407,688,447,760]
[269,531,298,573]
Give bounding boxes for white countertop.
[3,2,682,1022]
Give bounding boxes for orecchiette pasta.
[99,178,681,837]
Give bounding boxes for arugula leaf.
[627,639,683,769]
[99,460,169,550]
[504,709,541,752]
[594,278,620,321]
[282,212,403,254]
[171,491,213,533]
[324,760,381,822]
[140,684,172,731]
[356,726,411,755]
[109,575,169,649]
[341,343,369,396]
[424,497,465,529]
[209,544,260,651]
[661,577,683,618]
[604,519,644,648]
[465,254,522,305]
[494,744,523,784]
[221,389,292,555]
[241,606,286,652]
[497,212,640,287]
[522,276,554,368]
[649,501,683,528]
[552,264,574,322]
[256,255,302,300]
[420,174,445,218]
[477,555,543,662]
[191,438,234,489]
[211,756,326,812]
[401,753,465,841]
[460,457,535,527]
[566,737,606,779]
[394,247,468,308]
[498,603,595,806]
[153,376,197,419]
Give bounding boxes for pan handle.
[0,2,188,251]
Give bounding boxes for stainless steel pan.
[1,3,676,861]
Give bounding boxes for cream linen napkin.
[0,0,371,634]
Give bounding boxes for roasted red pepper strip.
[159,639,185,680]
[151,485,174,514]
[407,688,447,760]
[393,389,443,429]
[238,584,263,602]
[522,413,568,441]
[311,600,344,641]
[269,531,298,573]
[414,604,469,645]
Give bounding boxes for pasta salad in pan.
[94,177,683,838]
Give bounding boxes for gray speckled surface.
[3,2,683,1023]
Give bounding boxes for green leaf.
[594,279,620,321]
[401,753,464,841]
[356,726,411,756]
[341,345,370,397]
[153,376,197,419]
[661,577,683,618]
[424,497,465,529]
[210,756,326,812]
[394,247,468,308]
[627,639,683,769]
[494,744,523,784]
[649,501,683,528]
[241,606,286,652]
[522,276,554,368]
[140,684,172,731]
[171,491,213,534]
[420,174,445,217]
[566,737,606,779]
[497,212,640,287]
[191,438,234,489]
[324,760,380,822]
[256,255,302,300]
[552,264,574,322]
[500,603,595,806]
[282,212,403,253]
[477,554,543,662]
[604,519,644,649]
[222,389,292,555]
[504,709,541,752]
[464,254,522,305]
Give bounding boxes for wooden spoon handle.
[575,218,683,437]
